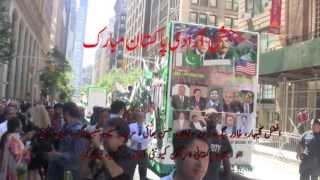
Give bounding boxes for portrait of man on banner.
[206,88,223,112]
[182,31,215,68]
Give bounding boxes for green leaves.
[40,48,74,102]
[0,2,13,64]
[97,68,142,92]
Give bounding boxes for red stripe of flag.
[236,62,256,75]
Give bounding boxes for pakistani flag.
[182,50,202,68]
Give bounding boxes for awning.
[260,38,320,76]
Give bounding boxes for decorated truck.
[147,22,259,177]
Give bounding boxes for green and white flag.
[182,51,202,68]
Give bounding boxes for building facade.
[238,0,286,53]
[70,0,88,99]
[0,0,73,102]
[80,65,93,86]
[238,0,320,134]
[124,0,151,68]
[66,0,77,64]
[315,0,320,38]
[93,47,111,84]
[92,19,115,84]
[0,0,55,102]
[145,0,240,66]
[111,0,127,69]
[50,0,70,55]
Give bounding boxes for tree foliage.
[97,68,143,92]
[0,0,14,64]
[40,48,74,102]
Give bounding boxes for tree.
[40,48,74,102]
[0,0,14,64]
[97,68,143,92]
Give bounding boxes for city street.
[242,153,299,180]
[1,0,320,180]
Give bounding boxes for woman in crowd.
[0,117,30,180]
[28,105,52,180]
[30,105,51,129]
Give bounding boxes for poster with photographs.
[169,23,258,133]
[168,22,259,165]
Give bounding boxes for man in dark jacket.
[204,112,233,180]
[172,85,189,110]
[90,118,137,180]
[296,119,320,180]
[47,102,89,180]
[189,89,206,111]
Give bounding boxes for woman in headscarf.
[0,117,30,180]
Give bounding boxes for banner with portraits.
[168,22,259,165]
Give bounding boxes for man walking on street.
[296,119,320,180]
[129,112,152,180]
[47,102,89,180]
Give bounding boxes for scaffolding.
[257,71,320,152]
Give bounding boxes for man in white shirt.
[0,107,17,138]
[129,112,152,180]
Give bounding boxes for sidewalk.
[253,144,299,163]
[243,152,299,180]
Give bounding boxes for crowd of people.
[1,98,318,180]
[0,99,237,180]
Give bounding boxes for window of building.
[208,15,216,26]
[316,0,320,38]
[233,18,238,28]
[191,0,199,5]
[226,0,233,10]
[190,12,198,23]
[199,14,207,25]
[233,0,239,11]
[224,17,233,27]
[226,0,238,11]
[209,0,217,7]
[246,0,269,15]
[200,0,208,6]
[262,84,276,99]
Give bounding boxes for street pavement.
[237,153,299,180]
[133,152,300,180]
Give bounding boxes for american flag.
[235,60,256,76]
